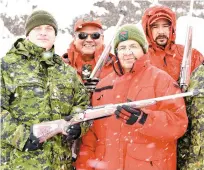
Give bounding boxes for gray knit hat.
[25,10,58,36]
[114,24,148,54]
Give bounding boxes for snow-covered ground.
[1,0,204,57]
[1,16,204,57]
[0,0,97,57]
[176,16,204,55]
[0,0,96,28]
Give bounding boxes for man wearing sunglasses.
[62,18,114,92]
[62,17,115,169]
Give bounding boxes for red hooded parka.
[142,6,203,81]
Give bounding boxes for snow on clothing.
[62,42,114,80]
[75,55,188,170]
[178,63,204,170]
[142,6,203,81]
[0,38,89,170]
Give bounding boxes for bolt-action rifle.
[68,90,198,125]
[32,90,198,143]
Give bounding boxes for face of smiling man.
[117,39,144,73]
[73,25,104,61]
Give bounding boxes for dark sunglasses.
[77,32,101,40]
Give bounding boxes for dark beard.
[155,35,168,47]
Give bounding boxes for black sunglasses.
[77,32,101,40]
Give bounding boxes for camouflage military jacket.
[0,38,89,170]
[177,63,204,170]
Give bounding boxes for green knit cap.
[114,24,148,54]
[25,10,58,36]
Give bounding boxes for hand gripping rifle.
[32,90,198,143]
[89,9,127,79]
[66,90,199,126]
[180,0,194,92]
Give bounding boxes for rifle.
[179,0,194,92]
[33,90,198,143]
[89,10,126,79]
[67,90,198,126]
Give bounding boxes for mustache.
[155,35,168,40]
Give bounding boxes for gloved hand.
[84,77,99,92]
[114,105,142,125]
[64,115,81,140]
[23,130,43,151]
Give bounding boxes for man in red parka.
[62,17,114,92]
[142,5,203,82]
[142,6,203,170]
[62,16,115,168]
[75,24,188,170]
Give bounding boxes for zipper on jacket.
[164,56,167,66]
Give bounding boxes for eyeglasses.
[77,32,101,40]
[117,45,140,52]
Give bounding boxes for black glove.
[84,78,99,92]
[71,166,76,170]
[115,105,147,125]
[23,126,43,151]
[66,124,81,140]
[64,115,81,140]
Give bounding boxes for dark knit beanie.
[25,10,58,36]
[114,24,148,54]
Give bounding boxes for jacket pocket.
[11,77,46,121]
[50,82,74,102]
[124,143,169,170]
[14,77,45,99]
[50,81,74,114]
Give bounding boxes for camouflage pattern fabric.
[0,38,90,170]
[177,63,204,170]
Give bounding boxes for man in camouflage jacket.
[0,10,89,170]
[178,62,204,170]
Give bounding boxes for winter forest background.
[0,0,204,57]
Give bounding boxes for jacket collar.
[114,54,150,76]
[149,43,177,58]
[131,54,150,74]
[9,38,57,66]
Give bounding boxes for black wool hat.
[25,10,58,36]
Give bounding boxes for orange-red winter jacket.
[62,42,114,79]
[142,6,203,81]
[75,55,188,170]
